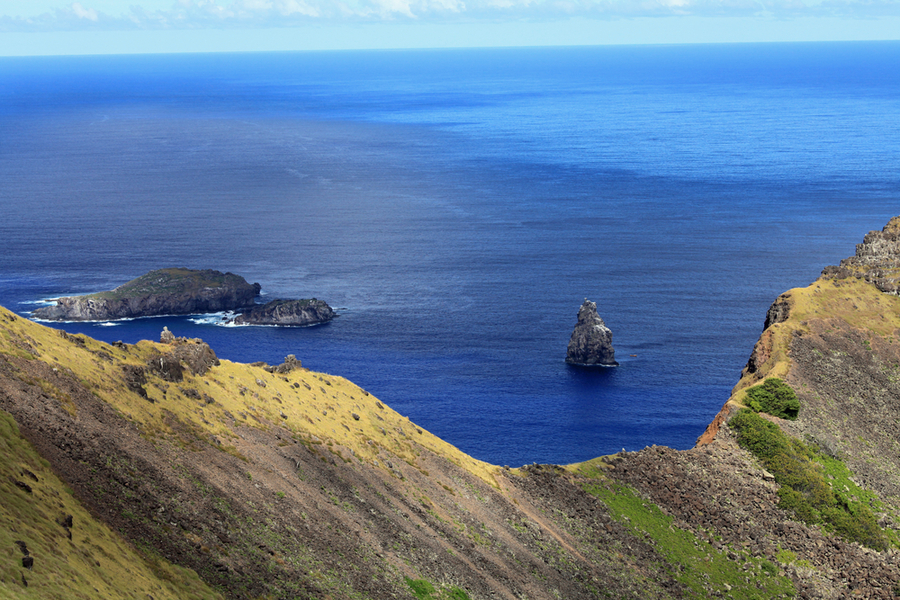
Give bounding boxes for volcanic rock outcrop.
[820,215,900,293]
[229,298,335,327]
[565,299,618,366]
[32,268,261,321]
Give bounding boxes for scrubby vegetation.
[743,378,800,420]
[729,409,888,550]
[404,577,470,600]
[577,465,795,599]
[91,268,245,300]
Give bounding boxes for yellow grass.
[0,306,499,487]
[0,409,221,600]
[717,276,900,415]
[0,303,504,596]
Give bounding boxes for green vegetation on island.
[29,268,334,326]
[87,268,252,301]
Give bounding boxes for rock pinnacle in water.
[565,299,618,367]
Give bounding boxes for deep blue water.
[1,42,899,466]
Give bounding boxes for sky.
[0,0,898,55]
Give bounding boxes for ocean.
[1,42,898,467]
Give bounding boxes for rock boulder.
[820,216,900,294]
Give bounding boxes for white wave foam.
[29,316,140,324]
[187,311,236,326]
[19,299,57,306]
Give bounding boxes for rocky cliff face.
[821,215,900,294]
[565,299,618,366]
[230,299,335,326]
[32,268,261,321]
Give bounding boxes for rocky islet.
[228,298,335,327]
[565,298,618,366]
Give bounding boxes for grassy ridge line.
[734,277,900,394]
[0,304,499,487]
[0,408,221,600]
[698,275,900,548]
[0,304,505,597]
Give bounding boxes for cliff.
[5,218,900,598]
[820,215,900,294]
[31,268,261,321]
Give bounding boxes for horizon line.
[3,36,900,59]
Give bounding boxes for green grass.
[743,378,800,420]
[729,409,889,550]
[404,577,471,600]
[88,268,246,301]
[575,463,795,599]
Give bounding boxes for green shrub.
[404,577,470,600]
[730,409,887,550]
[445,588,471,600]
[744,378,800,420]
[405,578,436,600]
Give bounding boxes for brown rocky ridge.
[5,218,900,598]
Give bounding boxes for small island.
[32,268,335,327]
[228,298,335,327]
[565,299,618,366]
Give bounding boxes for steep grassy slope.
[701,217,900,510]
[0,408,220,600]
[734,276,900,499]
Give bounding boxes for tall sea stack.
[565,299,618,366]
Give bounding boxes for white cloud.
[70,3,99,20]
[1,0,899,31]
[275,0,316,15]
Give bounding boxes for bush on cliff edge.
[729,409,887,550]
[743,378,800,420]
